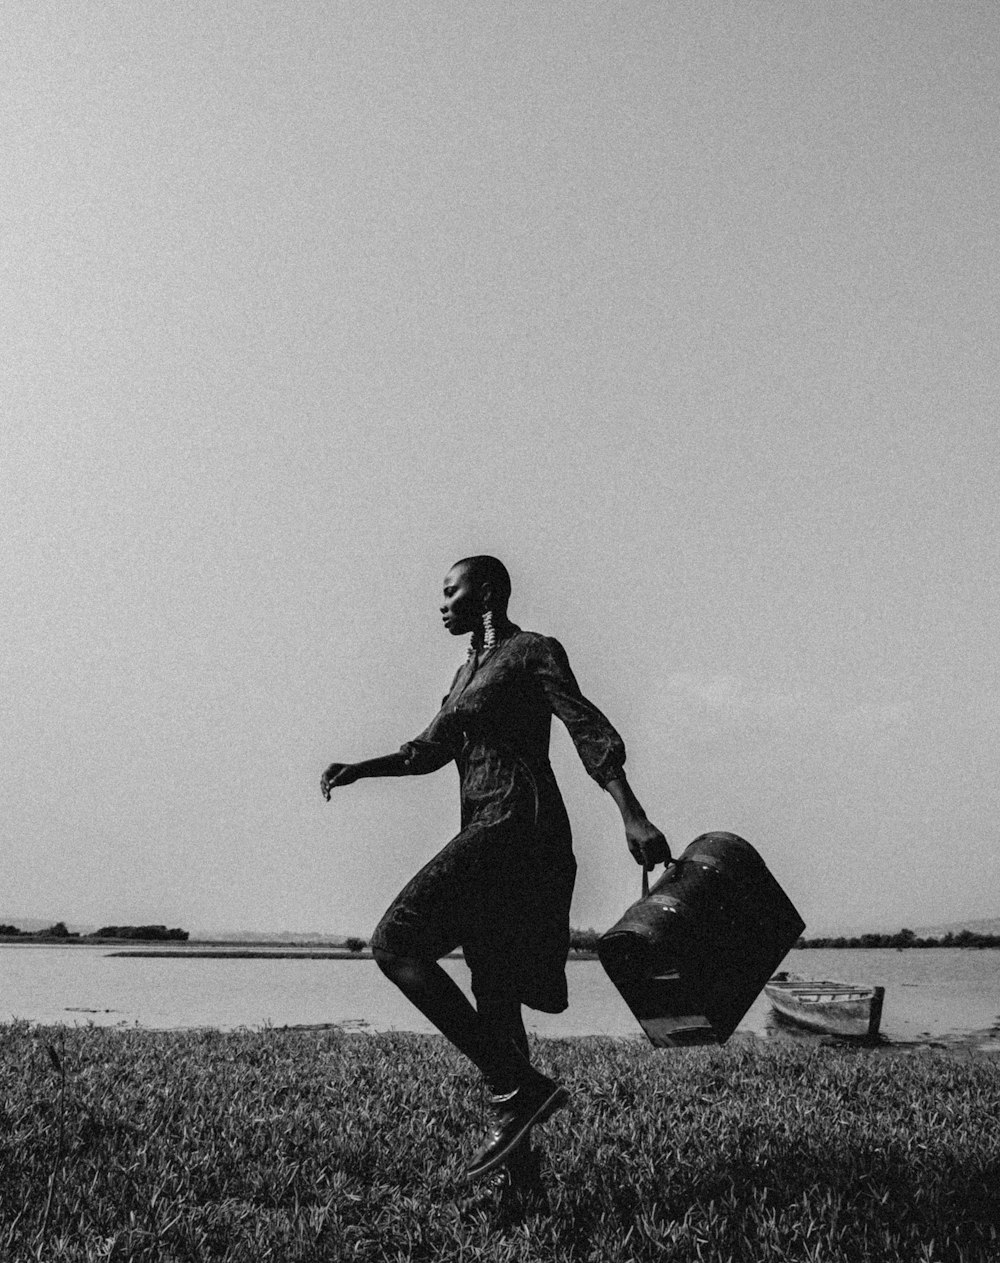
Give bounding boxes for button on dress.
[370,629,625,1013]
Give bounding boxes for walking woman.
[321,556,668,1183]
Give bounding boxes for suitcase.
[597,832,805,1047]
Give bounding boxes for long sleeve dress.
[370,628,625,1013]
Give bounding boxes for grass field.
[1,1021,998,1262]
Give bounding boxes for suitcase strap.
[642,850,735,897]
[641,860,678,899]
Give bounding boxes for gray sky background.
[3,3,997,937]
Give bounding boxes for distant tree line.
[0,921,81,939]
[95,926,189,941]
[0,922,188,942]
[570,925,1000,953]
[798,927,1000,950]
[567,925,1000,953]
[569,928,602,953]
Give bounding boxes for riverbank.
[2,1023,998,1261]
[0,938,356,952]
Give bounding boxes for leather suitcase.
[598,832,805,1047]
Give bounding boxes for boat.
[764,973,885,1039]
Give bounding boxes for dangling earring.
[482,609,496,651]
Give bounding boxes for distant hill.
[801,912,1000,940]
[914,915,1000,939]
[0,915,353,945]
[189,928,350,944]
[803,915,1000,940]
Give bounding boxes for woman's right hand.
[625,817,671,870]
[321,763,359,800]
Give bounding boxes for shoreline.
[6,937,999,954]
[5,1016,998,1055]
[103,948,373,959]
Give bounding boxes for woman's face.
[440,563,483,636]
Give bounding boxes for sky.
[2,2,998,938]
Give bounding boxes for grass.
[1,1022,998,1262]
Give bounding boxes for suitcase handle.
[641,860,676,899]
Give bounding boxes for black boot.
[466,1071,569,1180]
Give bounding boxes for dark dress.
[370,628,625,1013]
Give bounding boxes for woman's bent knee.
[373,946,400,978]
[373,947,426,987]
[373,949,443,1000]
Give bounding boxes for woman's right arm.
[320,753,408,800]
[322,690,460,800]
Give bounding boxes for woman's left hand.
[625,818,671,869]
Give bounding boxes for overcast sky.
[3,2,998,938]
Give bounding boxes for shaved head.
[452,555,511,613]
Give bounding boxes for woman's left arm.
[604,775,671,870]
[533,635,670,870]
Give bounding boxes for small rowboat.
[764,974,885,1039]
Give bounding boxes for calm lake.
[3,945,999,1048]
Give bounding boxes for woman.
[321,556,668,1182]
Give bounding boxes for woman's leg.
[477,990,530,1075]
[478,991,548,1209]
[373,949,530,1092]
[374,948,567,1179]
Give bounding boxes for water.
[3,944,999,1046]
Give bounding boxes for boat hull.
[765,979,885,1039]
